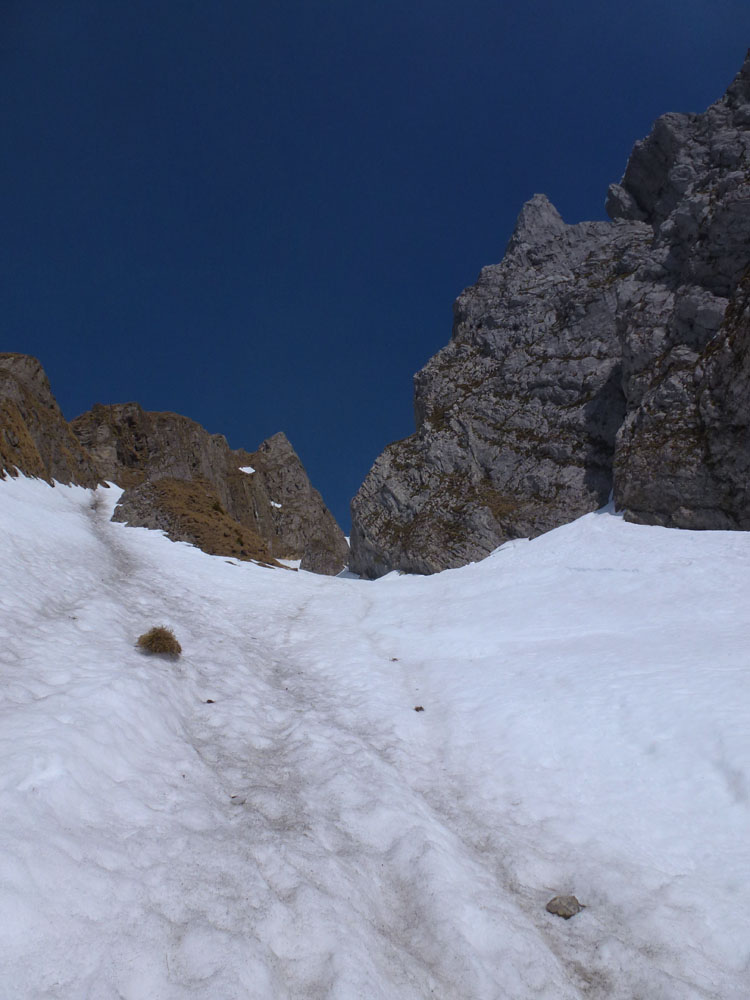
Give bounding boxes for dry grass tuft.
[136,626,182,657]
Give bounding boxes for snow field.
[1,476,749,998]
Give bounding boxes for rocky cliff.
[0,354,101,488]
[0,359,348,574]
[610,54,750,529]
[71,403,349,574]
[350,50,750,578]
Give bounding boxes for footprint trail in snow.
[1,477,749,999]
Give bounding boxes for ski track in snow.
[1,477,749,998]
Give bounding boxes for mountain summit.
[350,50,750,578]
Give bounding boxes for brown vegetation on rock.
[0,358,347,575]
[113,477,282,565]
[72,405,349,574]
[0,354,101,486]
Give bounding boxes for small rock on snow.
[546,895,583,919]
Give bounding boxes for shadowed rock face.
[351,50,750,578]
[614,268,750,530]
[610,53,750,529]
[0,354,101,488]
[71,403,349,575]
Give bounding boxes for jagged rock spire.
[507,193,566,249]
[350,50,750,578]
[725,47,750,106]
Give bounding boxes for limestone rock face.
[352,200,648,577]
[0,354,101,487]
[72,403,349,575]
[615,269,750,529]
[611,52,750,527]
[351,50,750,578]
[250,432,351,575]
[110,477,280,566]
[0,357,347,575]
[70,402,230,489]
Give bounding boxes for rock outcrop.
[0,359,348,574]
[249,431,351,575]
[0,354,101,488]
[610,54,750,528]
[110,477,280,567]
[351,199,648,576]
[351,50,750,578]
[71,403,349,574]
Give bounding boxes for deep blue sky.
[3,2,749,528]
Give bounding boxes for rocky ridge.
[0,354,101,489]
[350,50,750,578]
[0,360,348,575]
[72,403,349,574]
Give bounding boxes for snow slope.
[1,476,749,999]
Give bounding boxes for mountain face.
[350,51,750,578]
[72,403,349,574]
[0,361,348,574]
[0,354,101,489]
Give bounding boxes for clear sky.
[3,2,749,529]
